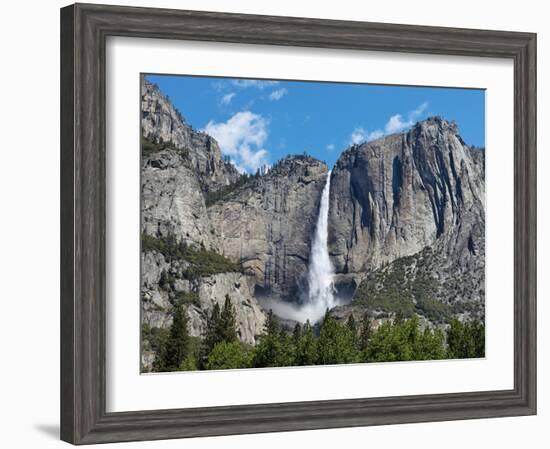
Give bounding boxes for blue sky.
[145,74,485,173]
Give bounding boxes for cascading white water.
[306,171,336,315]
[259,171,337,323]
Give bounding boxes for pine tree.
[200,302,221,367]
[346,314,359,354]
[253,310,294,367]
[277,328,296,366]
[292,322,302,344]
[265,309,279,335]
[470,320,485,358]
[365,321,405,362]
[366,315,428,362]
[358,313,372,354]
[157,303,189,371]
[318,314,360,365]
[205,341,252,370]
[403,314,421,348]
[447,318,466,359]
[414,327,446,360]
[295,320,317,366]
[447,319,485,359]
[394,309,405,326]
[346,315,357,337]
[219,295,238,343]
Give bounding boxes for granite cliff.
[141,79,241,193]
[140,80,266,370]
[328,117,485,322]
[208,155,329,302]
[140,79,485,370]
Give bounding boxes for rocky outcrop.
[208,156,329,302]
[140,125,332,309]
[141,79,240,193]
[140,78,272,371]
[141,251,173,329]
[187,273,266,344]
[141,251,266,345]
[141,150,216,249]
[140,80,242,249]
[335,240,485,326]
[329,117,484,274]
[328,117,485,318]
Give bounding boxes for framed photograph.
[60,3,536,444]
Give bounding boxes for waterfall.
[306,171,336,315]
[259,171,337,324]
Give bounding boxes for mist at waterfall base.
[260,171,346,324]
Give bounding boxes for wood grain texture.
[60,3,537,445]
[60,4,75,443]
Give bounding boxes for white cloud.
[350,127,384,145]
[326,143,336,151]
[349,102,429,145]
[231,79,279,90]
[268,88,288,101]
[203,111,270,173]
[411,102,429,119]
[350,127,367,144]
[385,102,429,134]
[240,146,269,171]
[366,129,384,141]
[384,114,408,134]
[220,92,236,105]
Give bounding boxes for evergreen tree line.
[151,297,485,372]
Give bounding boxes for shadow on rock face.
[333,274,358,304]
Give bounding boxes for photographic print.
[140,74,485,373]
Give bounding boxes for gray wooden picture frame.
[60,3,537,445]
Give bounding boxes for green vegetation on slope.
[142,233,241,281]
[141,135,187,158]
[353,254,421,318]
[204,172,258,206]
[141,324,169,359]
[353,247,481,323]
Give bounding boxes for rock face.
[141,251,265,341]
[188,273,266,344]
[329,117,484,273]
[141,79,240,193]
[141,251,173,329]
[328,117,485,318]
[140,79,268,371]
[208,156,329,301]
[141,150,215,249]
[140,80,240,249]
